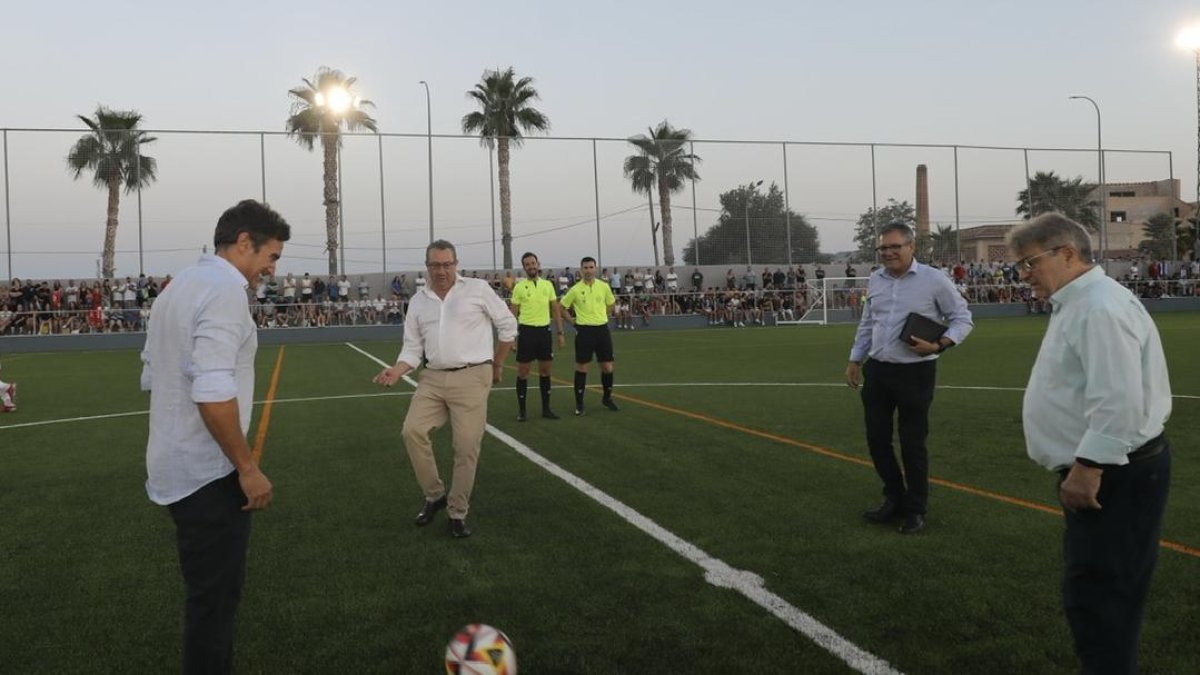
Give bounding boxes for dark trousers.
[1060,444,1171,675]
[167,471,252,675]
[861,359,936,515]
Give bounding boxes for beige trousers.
[402,364,492,519]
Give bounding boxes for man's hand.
[557,333,566,349]
[908,336,941,356]
[845,361,862,389]
[238,466,273,511]
[492,363,504,384]
[1059,463,1104,513]
[373,365,404,387]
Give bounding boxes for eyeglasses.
[875,244,908,253]
[1016,246,1063,272]
[425,261,458,270]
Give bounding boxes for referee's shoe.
[602,397,620,412]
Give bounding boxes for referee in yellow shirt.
[559,256,618,415]
[510,251,565,421]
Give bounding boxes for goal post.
[775,276,870,326]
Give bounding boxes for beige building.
[954,179,1195,262]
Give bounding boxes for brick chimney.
[915,164,930,237]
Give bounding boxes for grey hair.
[425,239,457,262]
[1007,212,1093,259]
[879,222,914,242]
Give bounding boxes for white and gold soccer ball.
[444,623,517,675]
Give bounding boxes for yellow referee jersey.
[510,277,557,326]
[560,279,615,326]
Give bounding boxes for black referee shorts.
[574,324,614,364]
[516,324,554,363]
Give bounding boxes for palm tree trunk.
[658,179,675,267]
[498,138,513,270]
[322,135,340,276]
[102,176,121,278]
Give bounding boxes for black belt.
[1128,432,1167,462]
[1057,433,1166,474]
[429,360,492,372]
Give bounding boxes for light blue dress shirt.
[1023,266,1171,470]
[141,255,256,505]
[849,261,974,364]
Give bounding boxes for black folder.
[901,312,947,345]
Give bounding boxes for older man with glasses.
[1010,212,1171,674]
[846,222,974,534]
[374,240,518,538]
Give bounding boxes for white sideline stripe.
[5,378,1197,432]
[0,409,150,430]
[0,391,415,431]
[343,342,903,675]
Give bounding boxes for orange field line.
[251,346,286,465]
[516,365,1200,559]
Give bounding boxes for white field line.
[4,379,1198,432]
[343,342,903,675]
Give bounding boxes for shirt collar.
[875,259,920,280]
[1049,265,1103,308]
[421,274,463,299]
[200,254,249,289]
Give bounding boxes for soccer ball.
[444,623,517,675]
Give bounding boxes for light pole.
[419,80,434,244]
[744,180,763,266]
[1176,26,1200,257]
[1069,95,1106,262]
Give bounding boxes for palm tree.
[286,67,377,275]
[623,121,701,267]
[66,107,157,279]
[461,67,550,270]
[1016,170,1100,231]
[929,224,959,265]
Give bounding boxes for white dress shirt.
[141,255,257,505]
[397,276,518,370]
[1023,266,1171,470]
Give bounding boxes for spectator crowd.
[4,257,1199,336]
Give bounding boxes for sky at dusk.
[4,0,1200,278]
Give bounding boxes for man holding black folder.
[846,223,973,534]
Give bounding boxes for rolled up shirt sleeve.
[1072,307,1145,466]
[188,287,252,403]
[485,289,519,342]
[934,276,974,345]
[396,301,425,370]
[849,297,872,362]
[139,347,152,392]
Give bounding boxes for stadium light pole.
[1176,25,1200,256]
[419,81,434,243]
[744,179,763,266]
[1069,95,1106,262]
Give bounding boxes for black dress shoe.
[602,398,620,412]
[542,409,560,420]
[862,499,902,524]
[449,518,472,538]
[415,495,447,526]
[899,514,925,535]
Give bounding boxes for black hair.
[213,200,291,250]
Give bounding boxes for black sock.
[516,377,528,413]
[601,372,614,400]
[574,371,587,407]
[539,375,552,409]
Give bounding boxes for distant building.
[952,178,1196,262]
